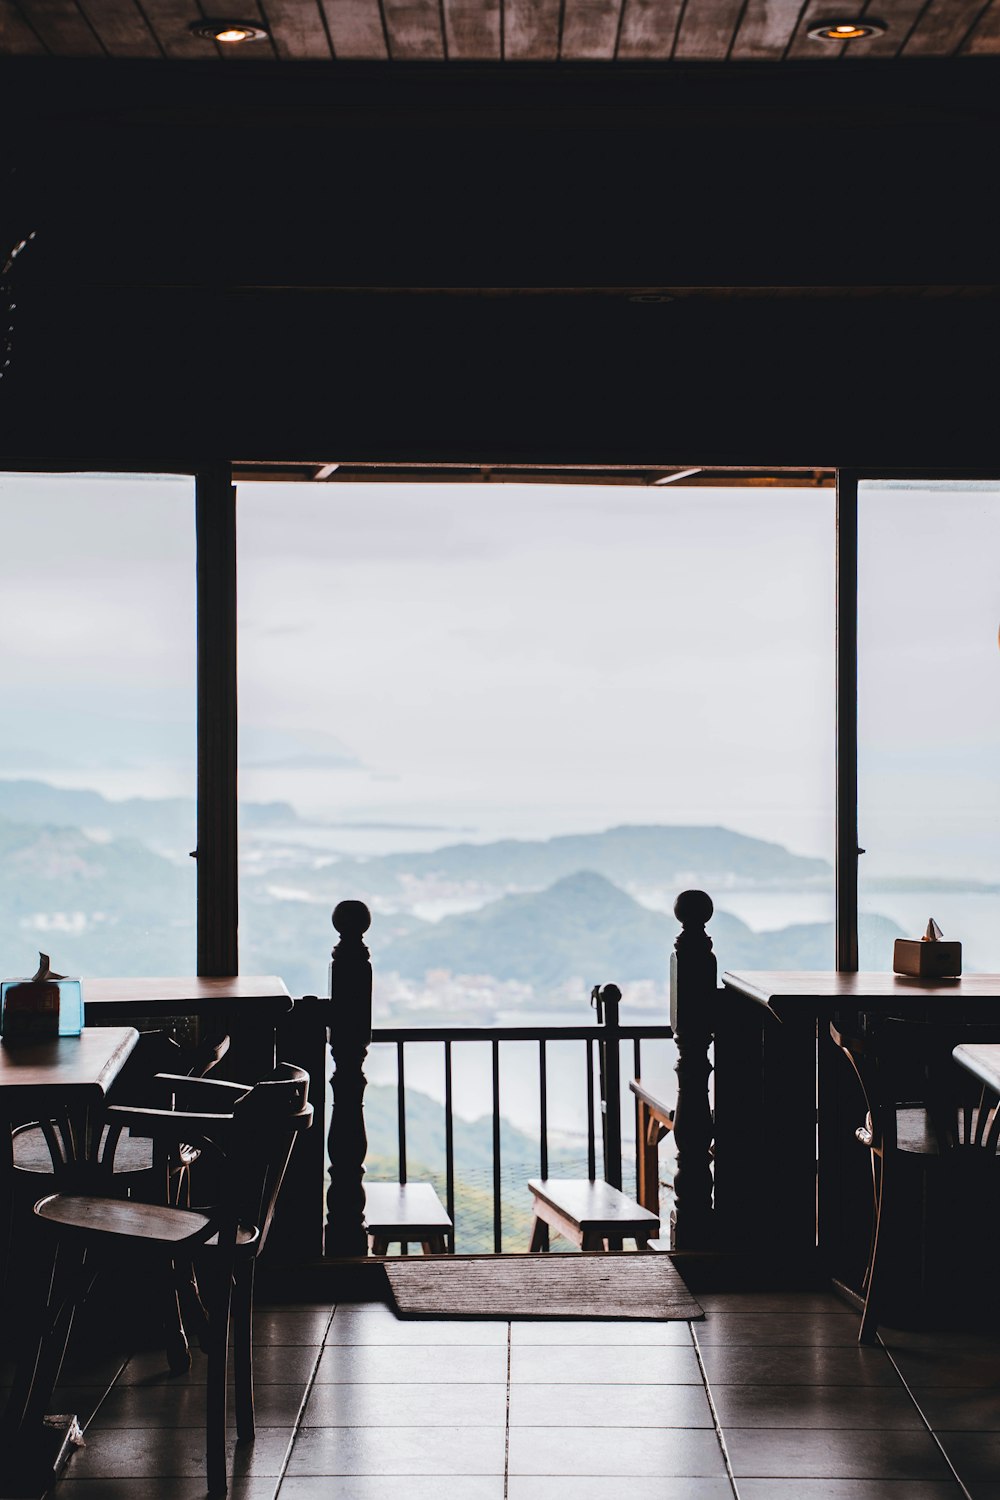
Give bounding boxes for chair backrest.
[211,1062,313,1254]
[831,1016,1000,1155]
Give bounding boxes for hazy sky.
[4,472,997,876]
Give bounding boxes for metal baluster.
[633,1036,642,1201]
[586,1037,596,1180]
[539,1039,548,1179]
[492,1039,502,1253]
[444,1040,455,1253]
[397,1040,407,1186]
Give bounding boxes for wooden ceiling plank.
[320,0,387,54]
[561,0,623,58]
[964,0,1000,51]
[443,0,498,56]
[784,0,856,58]
[729,0,801,59]
[903,0,991,54]
[381,0,444,55]
[838,0,928,58]
[616,0,683,56]
[76,0,160,54]
[139,0,217,57]
[673,0,747,59]
[0,0,47,51]
[17,0,104,51]
[504,0,560,56]
[264,0,333,56]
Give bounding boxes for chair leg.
[205,1260,234,1496]
[164,1265,192,1375]
[859,1152,887,1346]
[232,1261,255,1444]
[529,1216,549,1252]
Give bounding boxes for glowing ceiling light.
[807,18,887,41]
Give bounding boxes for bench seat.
[364,1181,452,1254]
[528,1177,660,1252]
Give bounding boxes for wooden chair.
[5,1062,312,1496]
[831,1016,1000,1343]
[364,1180,452,1254]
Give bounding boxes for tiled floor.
[40,1288,1000,1499]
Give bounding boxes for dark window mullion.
[835,467,859,972]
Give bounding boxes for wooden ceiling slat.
[560,0,623,58]
[838,0,927,58]
[443,0,498,57]
[16,0,104,51]
[0,0,46,50]
[965,0,1000,51]
[504,0,560,57]
[77,0,159,53]
[903,0,991,54]
[382,0,445,56]
[139,0,216,56]
[729,0,801,60]
[320,0,387,56]
[264,0,333,56]
[673,0,746,59]
[784,0,856,58]
[617,0,683,57]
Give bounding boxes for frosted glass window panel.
[858,480,1000,972]
[0,472,197,978]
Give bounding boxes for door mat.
[385,1252,703,1321]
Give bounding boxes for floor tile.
[509,1320,692,1345]
[91,1382,309,1428]
[508,1425,727,1477]
[325,1312,507,1345]
[726,1427,955,1480]
[119,1346,320,1386]
[279,1479,504,1499]
[54,1482,278,1500]
[697,1312,861,1345]
[710,1383,924,1430]
[507,1381,714,1427]
[937,1431,1000,1479]
[699,1344,900,1386]
[738,1484,965,1500]
[314,1344,508,1383]
[889,1348,1000,1388]
[910,1387,1000,1432]
[507,1481,734,1500]
[697,1292,847,1315]
[61,1426,293,1479]
[286,1424,506,1475]
[510,1343,702,1384]
[250,1310,333,1345]
[302,1381,508,1427]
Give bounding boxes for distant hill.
[323,824,831,905]
[0,779,299,851]
[375,869,904,986]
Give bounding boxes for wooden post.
[325,900,373,1258]
[670,889,717,1250]
[268,993,330,1262]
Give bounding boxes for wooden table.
[717,971,1000,1274]
[0,1026,139,1488]
[83,976,292,1082]
[953,1041,1000,1098]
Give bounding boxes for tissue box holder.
[0,978,84,1039]
[893,939,962,979]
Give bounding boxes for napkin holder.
[0,954,83,1039]
[893,919,962,979]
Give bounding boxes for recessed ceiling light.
[190,18,270,42]
[808,18,886,41]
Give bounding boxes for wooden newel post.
[324,899,373,1258]
[670,889,717,1250]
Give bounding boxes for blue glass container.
[0,977,84,1038]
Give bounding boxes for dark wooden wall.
[2,58,999,466]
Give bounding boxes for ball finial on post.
[673,889,714,929]
[333,900,372,939]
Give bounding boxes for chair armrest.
[149,1074,252,1112]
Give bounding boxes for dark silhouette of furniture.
[831,1016,1000,1343]
[5,1062,312,1496]
[364,1180,452,1254]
